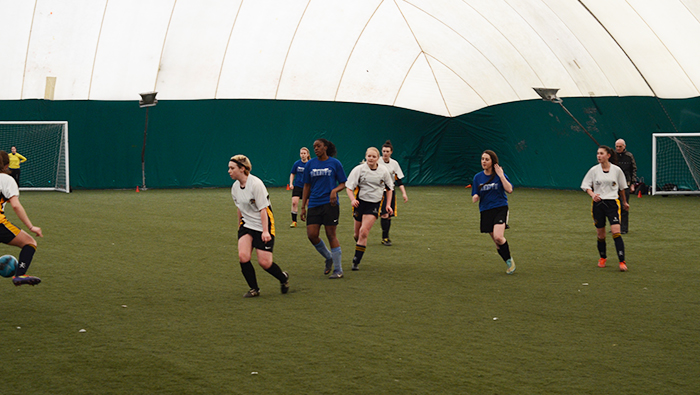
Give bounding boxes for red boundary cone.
[136,186,140,193]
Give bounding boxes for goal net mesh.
[0,122,69,192]
[654,133,700,194]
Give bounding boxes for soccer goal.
[652,133,700,195]
[0,121,70,193]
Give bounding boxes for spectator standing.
[8,146,26,186]
[615,139,636,234]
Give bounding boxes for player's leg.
[255,248,290,294]
[307,206,333,274]
[608,201,627,271]
[380,190,392,245]
[490,223,515,274]
[353,214,377,270]
[7,228,41,286]
[592,202,608,268]
[238,233,260,297]
[290,196,299,227]
[620,188,630,234]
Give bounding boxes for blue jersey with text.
[472,171,510,212]
[290,160,308,188]
[302,157,347,208]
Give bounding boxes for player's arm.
[385,189,394,215]
[289,173,295,187]
[618,170,630,210]
[346,187,359,207]
[19,154,27,163]
[494,164,513,193]
[8,196,42,237]
[301,184,310,221]
[259,207,271,242]
[395,177,408,202]
[330,182,345,206]
[237,208,243,228]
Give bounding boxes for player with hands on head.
[0,150,42,286]
[300,139,347,279]
[378,140,408,246]
[471,150,516,274]
[289,147,310,228]
[581,145,629,271]
[229,155,290,298]
[345,147,394,271]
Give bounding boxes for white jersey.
[0,173,19,214]
[379,158,404,189]
[346,163,394,203]
[231,174,271,232]
[581,164,627,200]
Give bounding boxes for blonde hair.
[230,155,252,175]
[361,147,380,164]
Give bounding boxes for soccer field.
[2,187,699,394]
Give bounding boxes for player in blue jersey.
[289,147,310,228]
[471,150,516,274]
[300,139,347,279]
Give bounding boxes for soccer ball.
[0,255,18,278]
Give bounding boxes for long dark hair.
[478,150,499,192]
[317,138,337,157]
[598,145,618,165]
[0,151,10,174]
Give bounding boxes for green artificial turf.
[1,187,698,394]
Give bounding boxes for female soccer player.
[378,140,408,246]
[581,145,630,271]
[300,139,347,279]
[289,147,310,228]
[0,150,42,286]
[471,150,516,274]
[345,147,394,271]
[229,155,290,297]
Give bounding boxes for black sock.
[597,237,606,258]
[264,262,288,283]
[15,244,36,277]
[381,218,391,239]
[496,240,511,261]
[240,261,259,290]
[612,233,625,262]
[292,212,297,222]
[352,244,366,264]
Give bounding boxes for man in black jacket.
[615,139,636,234]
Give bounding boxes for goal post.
[652,133,700,195]
[0,121,70,193]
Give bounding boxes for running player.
[229,155,290,297]
[471,150,516,274]
[289,147,310,228]
[345,147,394,271]
[581,145,630,271]
[0,150,42,286]
[300,139,347,279]
[378,140,408,246]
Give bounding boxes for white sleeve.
[252,177,270,211]
[616,167,627,191]
[581,167,595,191]
[345,165,360,190]
[392,159,405,180]
[383,167,394,190]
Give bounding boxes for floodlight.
[139,92,158,108]
[532,87,561,103]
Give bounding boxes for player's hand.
[28,226,43,237]
[622,202,630,211]
[351,199,360,208]
[261,231,272,242]
[592,193,602,202]
[630,184,635,192]
[403,194,408,203]
[330,192,338,206]
[494,164,504,177]
[472,194,479,203]
[300,207,307,222]
[387,206,394,216]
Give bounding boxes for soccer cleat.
[243,289,260,298]
[328,272,344,279]
[281,272,290,294]
[505,258,516,274]
[324,259,333,275]
[351,262,360,271]
[12,275,41,286]
[290,221,297,228]
[598,258,607,268]
[619,262,628,272]
[381,238,392,246]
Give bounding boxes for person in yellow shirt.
[8,146,26,185]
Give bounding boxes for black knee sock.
[15,245,36,277]
[496,241,511,261]
[240,261,259,290]
[264,262,288,283]
[612,233,625,262]
[352,244,366,264]
[381,218,391,239]
[597,237,606,258]
[291,212,297,222]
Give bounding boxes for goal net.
[0,121,70,193]
[652,133,700,195]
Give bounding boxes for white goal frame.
[0,121,70,193]
[652,132,700,195]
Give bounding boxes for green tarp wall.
[1,97,698,190]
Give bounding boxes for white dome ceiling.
[1,0,699,116]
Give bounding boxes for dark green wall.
[0,97,697,190]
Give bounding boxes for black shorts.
[353,199,381,221]
[0,219,20,244]
[307,203,340,226]
[480,205,509,233]
[592,200,620,229]
[380,190,396,217]
[292,186,303,198]
[238,226,275,251]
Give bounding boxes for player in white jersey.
[345,147,394,271]
[378,140,408,246]
[229,155,290,297]
[581,146,630,272]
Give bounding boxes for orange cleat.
[598,258,607,268]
